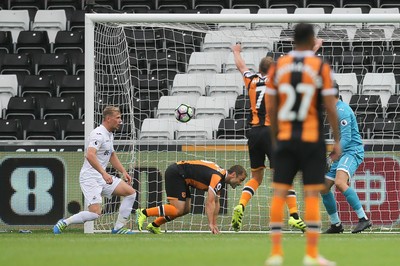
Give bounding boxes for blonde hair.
[102,106,120,119]
[259,56,274,75]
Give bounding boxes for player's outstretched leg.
[351,218,372,233]
[231,204,244,232]
[303,255,336,266]
[136,208,147,231]
[53,219,67,234]
[146,223,162,234]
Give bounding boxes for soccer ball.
[174,104,194,123]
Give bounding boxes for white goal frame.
[84,13,400,233]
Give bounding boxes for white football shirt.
[80,124,115,181]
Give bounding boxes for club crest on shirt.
[181,192,186,198]
[340,119,348,126]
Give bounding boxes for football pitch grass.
[0,230,397,266]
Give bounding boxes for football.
[174,104,194,123]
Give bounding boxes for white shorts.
[80,176,121,207]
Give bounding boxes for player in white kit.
[53,106,137,234]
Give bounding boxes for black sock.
[290,213,299,220]
[152,222,159,227]
[142,209,148,216]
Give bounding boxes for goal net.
[85,13,400,233]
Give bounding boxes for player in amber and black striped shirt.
[230,43,306,233]
[136,160,247,234]
[265,23,341,266]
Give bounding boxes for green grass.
[0,230,398,266]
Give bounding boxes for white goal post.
[84,13,400,233]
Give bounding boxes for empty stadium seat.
[195,95,236,119]
[0,54,33,79]
[0,74,18,109]
[43,97,77,130]
[305,0,340,13]
[176,118,221,140]
[380,0,400,9]
[158,0,191,10]
[371,119,400,139]
[33,10,67,43]
[0,10,30,41]
[329,8,363,34]
[156,95,199,118]
[334,73,358,104]
[120,0,156,10]
[9,0,44,10]
[69,9,85,31]
[187,52,225,73]
[139,118,180,140]
[216,118,248,139]
[386,95,400,120]
[268,0,304,13]
[349,94,384,118]
[20,75,56,107]
[194,0,230,11]
[53,30,84,54]
[239,30,274,51]
[361,73,395,108]
[207,72,244,96]
[36,53,71,82]
[293,8,326,32]
[202,31,234,52]
[342,0,378,13]
[46,0,82,10]
[218,9,251,30]
[170,73,209,96]
[0,119,23,140]
[25,119,61,140]
[5,96,39,122]
[254,8,288,30]
[233,94,250,119]
[16,31,50,55]
[367,8,399,30]
[63,118,84,140]
[232,0,266,13]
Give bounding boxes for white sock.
[114,192,136,230]
[64,211,99,225]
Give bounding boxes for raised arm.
[232,43,249,73]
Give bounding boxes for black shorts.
[273,140,326,186]
[164,163,191,201]
[247,126,274,169]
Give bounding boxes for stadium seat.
[239,30,274,51]
[0,31,13,54]
[0,74,18,109]
[371,118,400,139]
[43,97,77,130]
[25,119,61,140]
[139,118,180,140]
[16,31,50,55]
[231,0,265,13]
[63,119,84,140]
[207,72,244,96]
[195,95,235,119]
[0,54,33,78]
[9,0,44,10]
[5,96,39,123]
[147,50,184,73]
[32,10,67,43]
[329,8,363,34]
[0,119,23,140]
[293,8,326,32]
[218,9,251,30]
[233,94,250,119]
[367,8,399,30]
[69,9,85,31]
[125,28,164,50]
[36,53,71,82]
[349,94,384,118]
[333,73,358,104]
[361,73,395,108]
[194,0,230,11]
[352,28,385,57]
[70,52,84,75]
[156,95,199,118]
[46,0,82,10]
[305,0,340,13]
[216,118,248,139]
[187,52,225,73]
[120,0,156,10]
[385,95,400,120]
[254,8,288,30]
[158,0,191,10]
[20,75,56,107]
[0,10,30,44]
[342,0,378,13]
[380,0,400,9]
[170,73,209,96]
[202,31,234,52]
[53,30,84,54]
[268,0,304,13]
[176,118,221,140]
